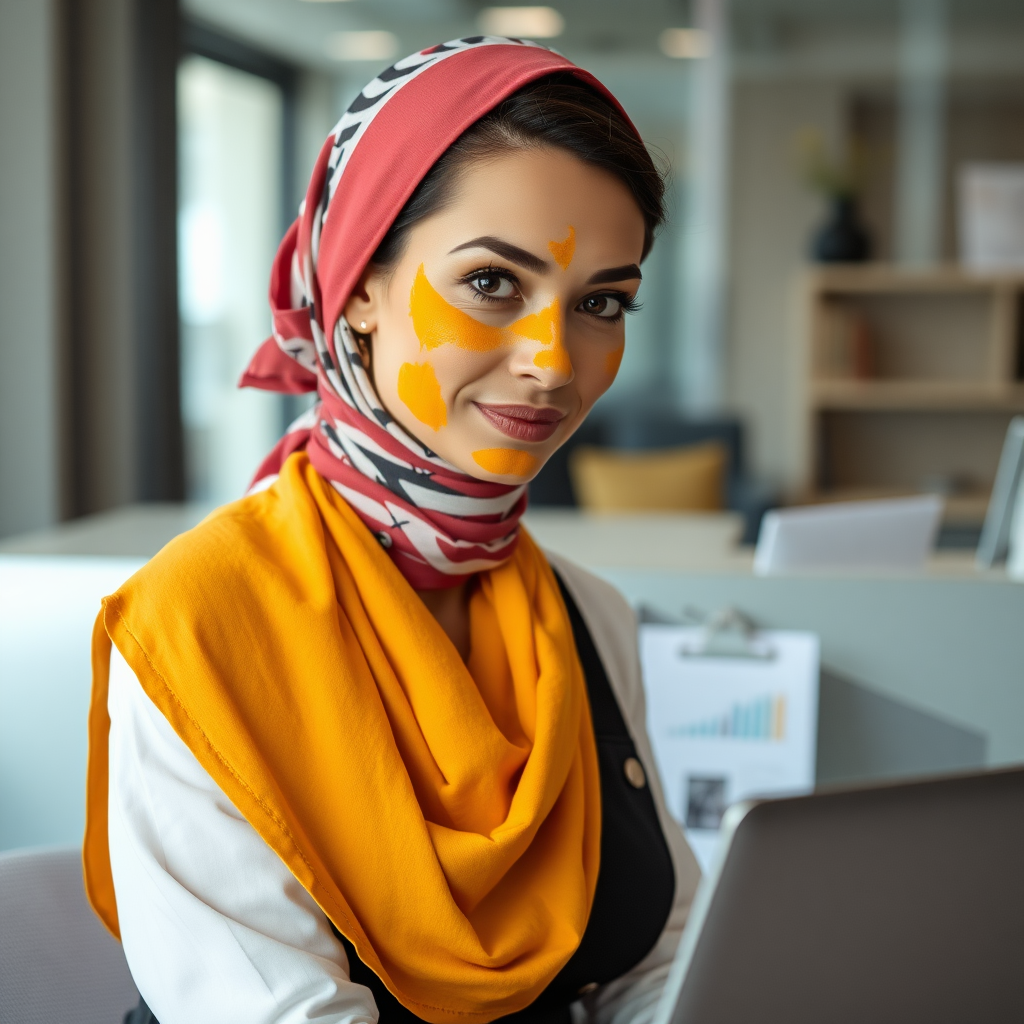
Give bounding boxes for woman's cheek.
[397,360,447,430]
[574,335,625,411]
[606,340,625,379]
[394,347,490,435]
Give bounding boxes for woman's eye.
[470,274,517,300]
[578,294,623,319]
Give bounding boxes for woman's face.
[344,147,646,482]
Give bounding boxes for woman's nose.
[508,297,574,388]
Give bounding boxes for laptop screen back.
[658,768,1024,1024]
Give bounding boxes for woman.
[84,36,701,1024]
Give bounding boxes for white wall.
[0,0,60,537]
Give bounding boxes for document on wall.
[640,625,820,874]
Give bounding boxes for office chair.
[0,846,138,1024]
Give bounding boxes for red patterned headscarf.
[240,37,636,589]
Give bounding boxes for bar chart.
[669,693,787,742]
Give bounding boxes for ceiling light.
[478,7,565,40]
[300,1,357,4]
[659,27,708,59]
[326,30,399,62]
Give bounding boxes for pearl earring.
[359,320,368,331]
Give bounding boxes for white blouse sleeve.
[106,646,378,1024]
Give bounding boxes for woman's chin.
[389,405,551,484]
[438,443,546,485]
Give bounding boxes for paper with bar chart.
[640,626,819,873]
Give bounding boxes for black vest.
[125,577,675,1024]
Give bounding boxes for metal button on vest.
[578,982,599,996]
[623,757,646,789]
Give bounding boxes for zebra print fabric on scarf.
[239,37,636,589]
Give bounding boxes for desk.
[2,505,1020,852]
[523,509,750,572]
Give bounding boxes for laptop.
[652,767,1024,1024]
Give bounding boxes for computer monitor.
[976,416,1024,569]
[653,767,1024,1024]
[754,495,943,575]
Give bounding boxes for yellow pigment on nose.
[410,265,505,351]
[606,341,625,378]
[534,346,573,376]
[512,296,560,346]
[397,361,447,430]
[472,448,538,477]
[519,296,571,375]
[548,226,576,270]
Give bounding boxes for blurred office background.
[3,0,1024,536]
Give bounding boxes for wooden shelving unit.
[800,266,1024,532]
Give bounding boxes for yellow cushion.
[569,442,727,512]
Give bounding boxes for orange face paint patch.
[472,448,538,477]
[512,297,560,346]
[397,361,447,430]
[605,341,625,378]
[410,265,504,352]
[410,267,569,375]
[548,227,576,270]
[534,346,573,376]
[521,296,570,376]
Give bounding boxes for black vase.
[811,194,872,263]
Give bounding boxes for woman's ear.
[342,267,382,368]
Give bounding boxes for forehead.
[425,148,645,261]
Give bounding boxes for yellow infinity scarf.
[84,452,601,1023]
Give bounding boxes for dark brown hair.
[370,72,666,270]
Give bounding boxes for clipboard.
[640,612,820,873]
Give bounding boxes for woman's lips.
[475,403,566,442]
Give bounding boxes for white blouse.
[106,555,702,1024]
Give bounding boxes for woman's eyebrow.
[449,236,549,273]
[587,264,642,285]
